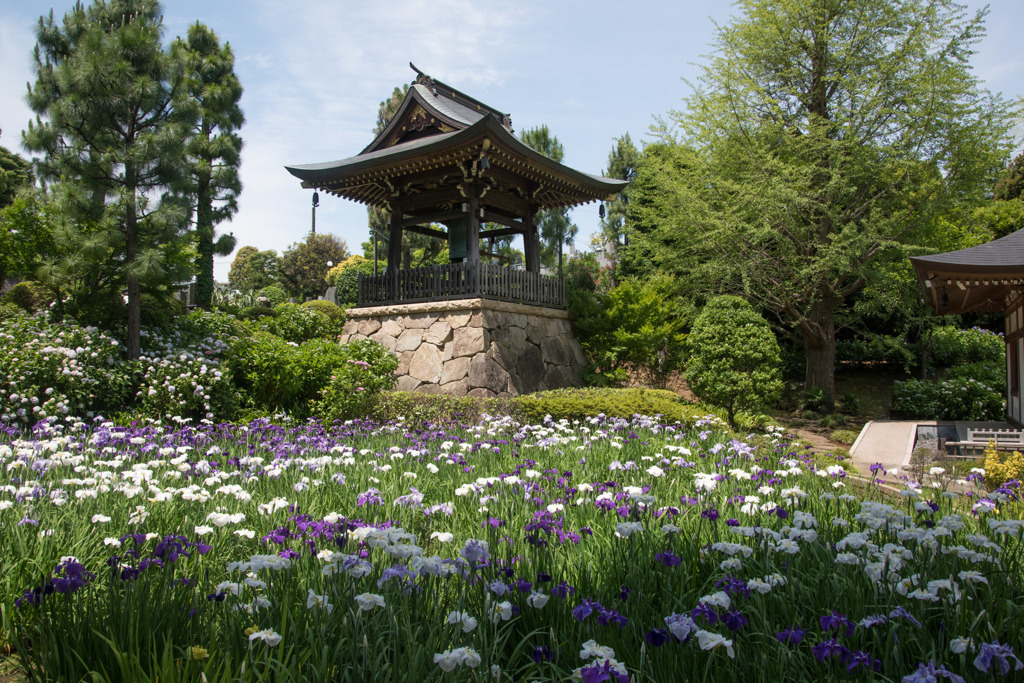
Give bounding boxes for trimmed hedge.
[375,387,774,432]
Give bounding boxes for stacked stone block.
[340,299,586,397]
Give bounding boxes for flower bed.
[0,416,1021,682]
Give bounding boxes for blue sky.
[2,0,1022,280]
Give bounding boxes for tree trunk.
[195,168,214,310]
[125,176,141,361]
[802,293,836,410]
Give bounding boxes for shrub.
[0,301,23,321]
[830,429,860,446]
[818,413,846,429]
[512,388,707,426]
[0,312,135,423]
[228,332,306,414]
[945,361,1006,394]
[376,392,509,426]
[982,441,1024,491]
[2,281,52,313]
[314,339,399,421]
[255,303,335,343]
[135,353,241,422]
[926,325,1003,366]
[300,299,346,335]
[568,270,686,388]
[240,306,278,321]
[257,284,289,307]
[835,335,915,370]
[685,295,783,427]
[139,292,186,329]
[836,392,860,415]
[891,377,1004,420]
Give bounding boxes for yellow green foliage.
[982,441,1024,490]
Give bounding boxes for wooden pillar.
[466,186,481,267]
[387,199,403,272]
[524,205,540,273]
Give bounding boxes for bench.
[945,428,1024,458]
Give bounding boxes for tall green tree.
[598,133,641,257]
[24,0,193,358]
[0,131,34,210]
[521,125,577,274]
[174,22,243,310]
[228,245,279,293]
[625,0,1014,406]
[279,233,350,301]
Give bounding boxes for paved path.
[848,420,920,476]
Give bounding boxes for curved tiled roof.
[910,229,1024,314]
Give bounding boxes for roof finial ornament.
[410,62,433,90]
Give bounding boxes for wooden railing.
[357,263,564,308]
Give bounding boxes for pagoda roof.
[910,229,1024,314]
[285,66,627,212]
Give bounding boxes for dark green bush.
[240,306,279,321]
[835,335,915,371]
[686,295,783,427]
[140,293,186,329]
[926,325,1004,366]
[230,333,394,419]
[2,281,52,313]
[0,301,23,321]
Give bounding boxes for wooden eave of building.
[910,229,1024,314]
[285,114,626,212]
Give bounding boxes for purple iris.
[812,638,851,665]
[580,660,628,683]
[530,645,554,663]
[847,650,881,672]
[888,607,922,628]
[775,627,805,645]
[656,551,682,567]
[573,599,598,621]
[691,602,719,625]
[974,641,1023,676]
[551,580,575,599]
[716,574,750,599]
[901,661,965,683]
[356,488,383,506]
[820,610,856,638]
[722,608,749,632]
[644,629,670,647]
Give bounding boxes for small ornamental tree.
[686,295,782,427]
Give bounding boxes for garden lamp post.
[311,191,319,235]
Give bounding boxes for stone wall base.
[341,298,586,397]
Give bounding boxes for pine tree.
[24,0,193,359]
[174,22,243,310]
[599,133,641,256]
[520,125,576,275]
